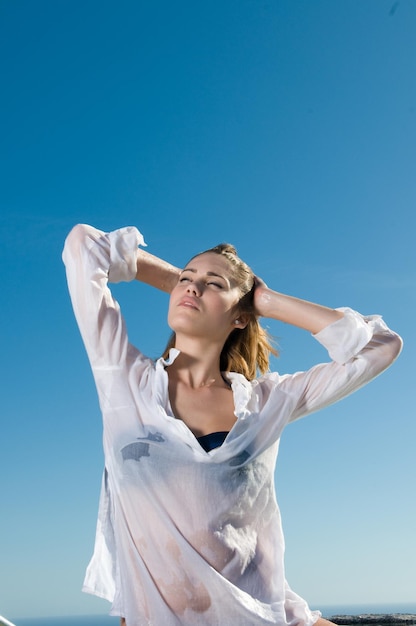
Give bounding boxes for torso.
[168,377,237,437]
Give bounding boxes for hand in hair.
[252,276,272,318]
[252,276,343,334]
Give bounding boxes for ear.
[232,314,248,330]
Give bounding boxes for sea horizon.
[9,602,416,625]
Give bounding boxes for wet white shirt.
[62,224,402,626]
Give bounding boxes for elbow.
[65,223,93,248]
[371,331,403,375]
[63,224,101,263]
[389,331,403,363]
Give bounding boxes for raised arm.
[63,224,181,369]
[253,278,344,334]
[135,248,180,293]
[252,279,402,424]
[63,223,146,369]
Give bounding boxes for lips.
[178,297,199,310]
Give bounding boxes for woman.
[63,223,402,626]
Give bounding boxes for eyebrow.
[181,268,227,281]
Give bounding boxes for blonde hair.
[163,243,278,380]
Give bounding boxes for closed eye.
[207,281,223,289]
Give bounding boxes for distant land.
[329,616,416,625]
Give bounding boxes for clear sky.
[1,0,415,620]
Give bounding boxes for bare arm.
[135,248,180,293]
[253,278,344,335]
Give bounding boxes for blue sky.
[1,0,415,620]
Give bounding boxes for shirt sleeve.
[62,223,146,370]
[276,307,403,422]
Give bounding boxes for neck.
[168,336,226,389]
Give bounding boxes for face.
[168,253,245,343]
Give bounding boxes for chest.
[168,382,237,437]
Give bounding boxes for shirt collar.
[155,352,257,420]
[158,348,180,367]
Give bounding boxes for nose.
[186,281,201,296]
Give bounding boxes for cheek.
[215,298,239,320]
[167,293,177,322]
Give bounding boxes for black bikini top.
[196,431,229,452]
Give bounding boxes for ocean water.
[10,604,416,626]
[317,603,416,616]
[7,617,117,626]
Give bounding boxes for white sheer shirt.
[62,224,402,626]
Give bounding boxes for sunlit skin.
[166,253,248,436]
[168,252,248,348]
